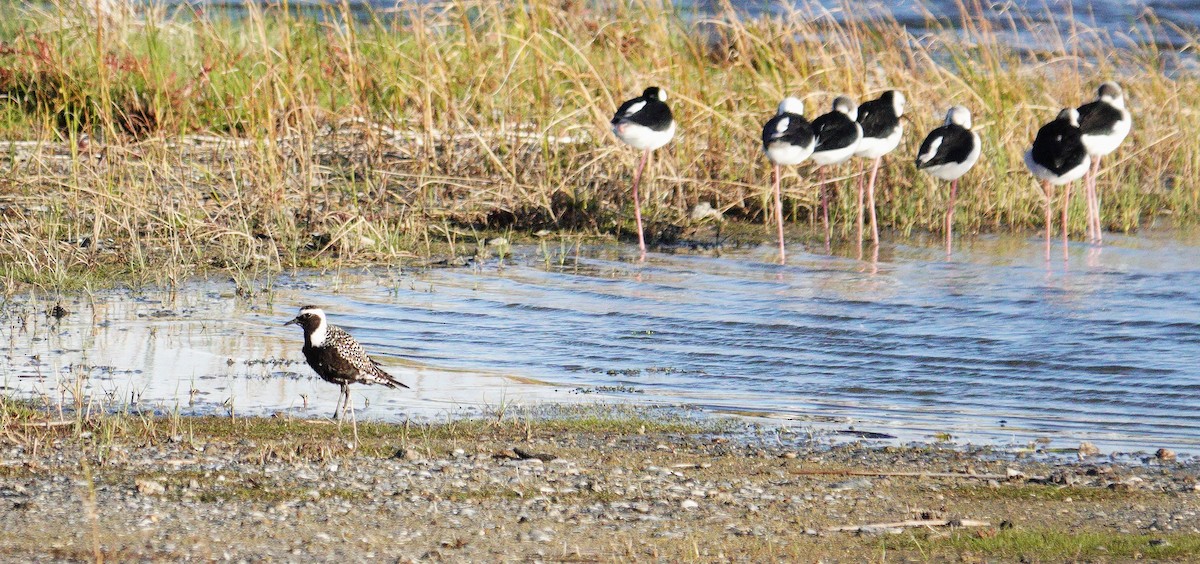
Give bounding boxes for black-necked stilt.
[285,307,409,425]
[1077,81,1131,244]
[612,86,676,261]
[810,96,862,251]
[854,90,905,246]
[1025,108,1090,259]
[915,105,981,255]
[762,96,816,264]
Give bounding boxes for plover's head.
[1057,107,1081,127]
[777,96,804,116]
[883,90,906,117]
[945,105,972,128]
[1097,81,1125,108]
[642,86,667,102]
[285,306,328,345]
[832,96,858,120]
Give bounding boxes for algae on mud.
[0,1,1198,289]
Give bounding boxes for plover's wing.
[327,325,410,389]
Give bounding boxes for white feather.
[811,123,862,166]
[1024,150,1090,185]
[775,116,790,133]
[917,135,943,164]
[1081,108,1131,157]
[621,100,646,117]
[855,124,903,159]
[765,140,814,166]
[613,121,675,151]
[922,132,980,181]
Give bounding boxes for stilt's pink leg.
[856,160,865,249]
[1062,180,1072,262]
[946,179,958,256]
[1092,157,1104,245]
[631,148,649,261]
[821,170,832,254]
[867,157,881,245]
[772,164,786,264]
[1043,180,1054,262]
[1089,163,1099,244]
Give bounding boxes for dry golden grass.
[0,0,1196,290]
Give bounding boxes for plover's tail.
[368,359,410,389]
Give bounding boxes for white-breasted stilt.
[810,96,863,252]
[1025,108,1090,260]
[915,106,981,255]
[611,86,676,261]
[286,306,409,442]
[854,90,905,246]
[1077,81,1131,244]
[761,96,816,264]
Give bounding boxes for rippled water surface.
[4,231,1200,452]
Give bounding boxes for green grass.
[0,1,1197,289]
[890,529,1200,560]
[952,484,1133,502]
[1,400,707,462]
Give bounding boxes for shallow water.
[3,230,1200,453]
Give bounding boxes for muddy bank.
[1,409,1198,561]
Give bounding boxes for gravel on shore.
[1,411,1198,561]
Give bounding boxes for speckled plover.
[915,106,981,255]
[762,96,816,264]
[285,306,408,421]
[612,86,676,261]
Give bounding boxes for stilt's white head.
[886,90,906,117]
[778,96,804,116]
[1057,107,1081,127]
[1097,81,1125,109]
[832,96,858,121]
[945,106,972,128]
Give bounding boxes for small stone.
[393,448,421,461]
[1078,441,1100,458]
[530,529,553,543]
[689,202,723,221]
[859,526,903,536]
[1155,448,1176,462]
[135,479,165,496]
[681,499,699,511]
[829,478,872,492]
